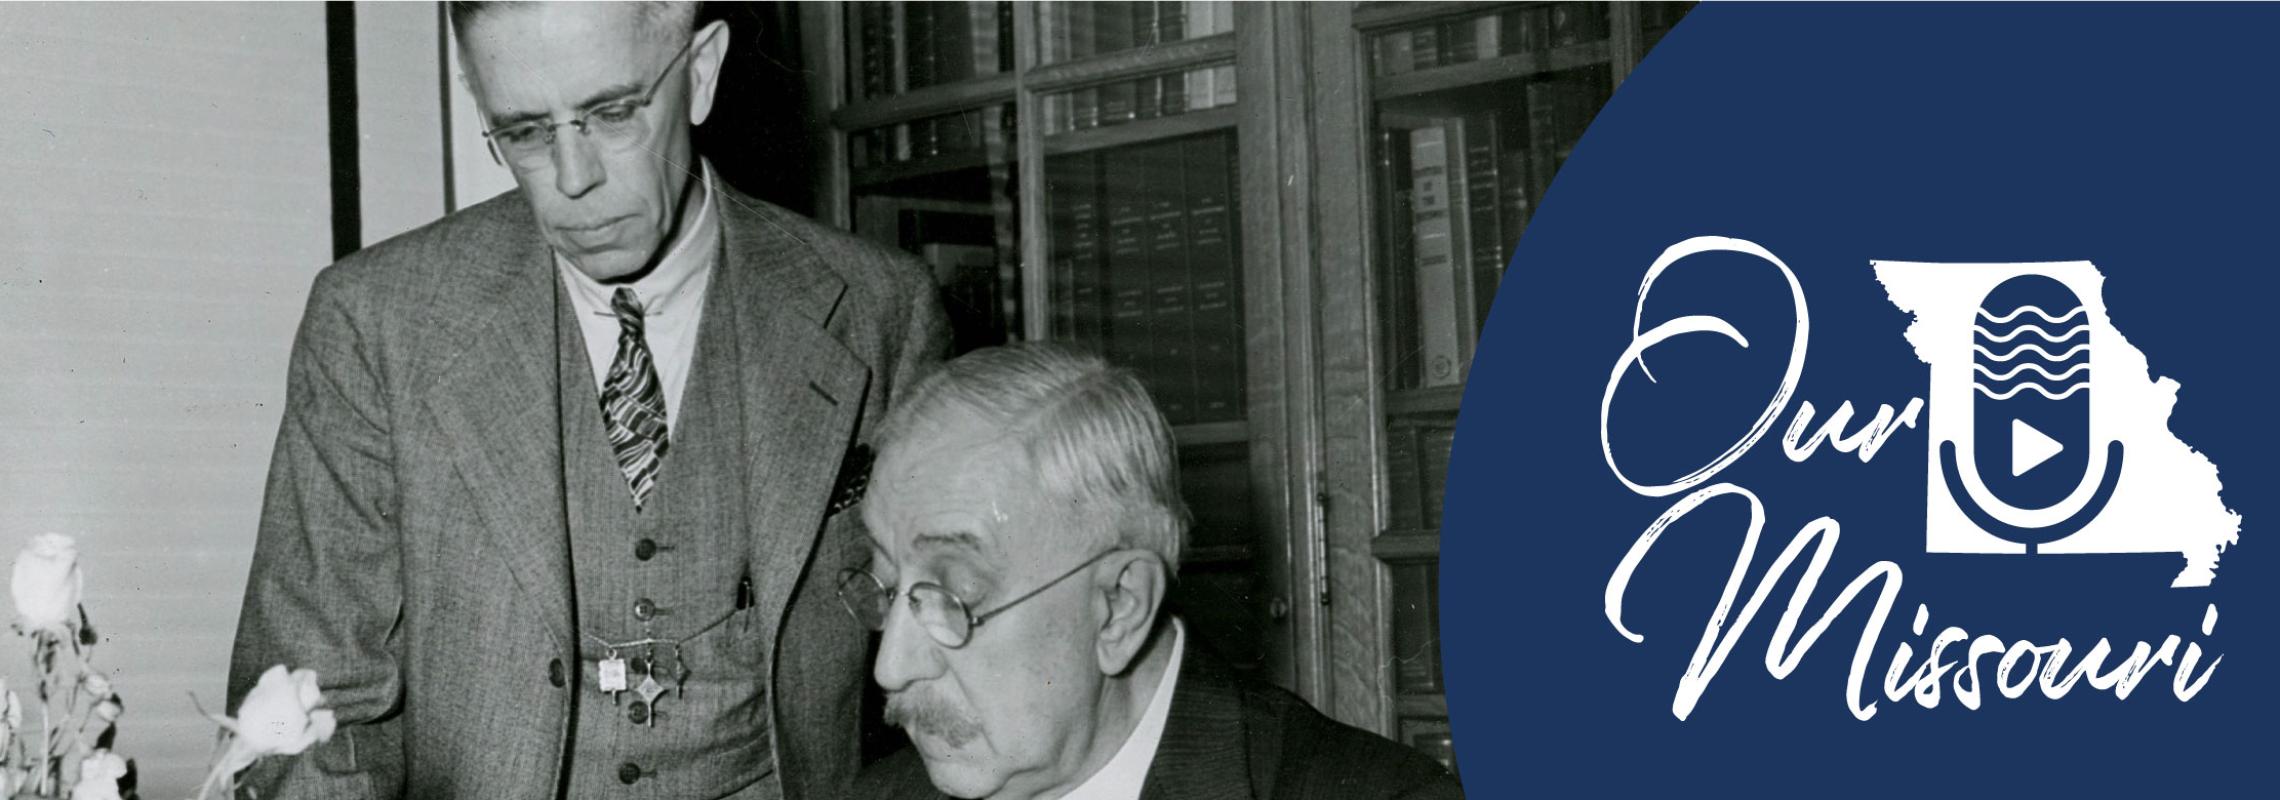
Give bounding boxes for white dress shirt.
[557,161,721,428]
[1058,619,1186,800]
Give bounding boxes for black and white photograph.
[0,2,1687,797]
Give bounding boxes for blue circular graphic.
[1447,5,2277,796]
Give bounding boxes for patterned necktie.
[601,288,669,508]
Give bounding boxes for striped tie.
[601,288,668,508]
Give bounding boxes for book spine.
[1211,64,1236,107]
[858,4,887,100]
[1105,147,1151,384]
[1420,423,1454,530]
[1074,86,1102,129]
[1501,6,1548,57]
[1186,134,1241,422]
[1408,125,1464,388]
[1377,29,1415,76]
[1523,81,1559,212]
[1098,1,1134,55]
[1069,154,1108,350]
[1385,419,1424,529]
[1379,125,1420,390]
[1145,142,1194,424]
[1439,117,1477,376]
[996,1,1015,73]
[1472,13,1501,61]
[1135,74,1164,120]
[1049,156,1077,341]
[1158,0,1186,43]
[1461,113,1504,341]
[889,3,909,95]
[1101,77,1138,126]
[1440,18,1478,64]
[1158,73,1187,117]
[1133,1,1160,47]
[1495,104,1533,256]
[1410,24,1440,71]
[1070,1,1097,60]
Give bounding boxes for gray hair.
[877,343,1190,568]
[448,1,701,44]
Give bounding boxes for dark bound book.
[1184,133,1242,423]
[1143,141,1194,423]
[1104,146,1152,385]
[1461,113,1505,339]
[1420,423,1454,529]
[1378,124,1422,390]
[1066,154,1108,349]
[1385,418,1424,530]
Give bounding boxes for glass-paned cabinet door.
[849,103,1022,356]
[1036,1,1237,65]
[1038,87,1264,671]
[847,2,1014,102]
[1363,0,1655,777]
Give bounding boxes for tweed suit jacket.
[855,639,1464,799]
[228,183,949,799]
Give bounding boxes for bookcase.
[798,0,1689,776]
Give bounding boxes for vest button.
[634,538,658,561]
[547,658,566,688]
[628,700,650,724]
[617,762,641,785]
[633,597,657,621]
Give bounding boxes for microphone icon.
[1935,274,2124,552]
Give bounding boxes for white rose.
[83,672,112,699]
[68,749,127,800]
[12,533,83,634]
[223,665,336,775]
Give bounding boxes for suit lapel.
[420,204,576,652]
[715,190,870,652]
[1140,644,1258,800]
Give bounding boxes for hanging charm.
[599,650,629,696]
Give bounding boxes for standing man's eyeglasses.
[478,33,699,169]
[836,549,1126,649]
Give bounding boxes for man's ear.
[1095,552,1168,676]
[686,19,731,127]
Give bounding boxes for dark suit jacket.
[856,642,1464,799]
[228,183,948,798]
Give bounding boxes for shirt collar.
[1061,619,1185,800]
[555,159,720,317]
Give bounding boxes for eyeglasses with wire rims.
[836,549,1128,649]
[478,32,700,169]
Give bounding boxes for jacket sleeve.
[228,271,407,799]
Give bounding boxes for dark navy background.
[1445,5,2274,796]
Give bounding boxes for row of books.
[1381,67,1608,391]
[1372,4,1611,77]
[1038,64,1238,134]
[1047,133,1244,426]
[849,106,1009,172]
[853,2,1014,101]
[1385,416,1456,531]
[1039,1,1237,65]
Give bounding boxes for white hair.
[877,343,1190,568]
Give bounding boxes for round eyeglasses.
[836,549,1122,649]
[478,33,698,170]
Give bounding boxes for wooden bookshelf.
[799,1,1692,776]
[803,0,1299,693]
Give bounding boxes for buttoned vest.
[555,266,779,799]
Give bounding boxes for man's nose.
[550,126,606,198]
[872,596,941,693]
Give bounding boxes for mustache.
[883,690,983,746]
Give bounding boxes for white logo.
[1875,261,2239,587]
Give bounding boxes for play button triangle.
[2011,418,2065,477]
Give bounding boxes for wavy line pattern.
[1977,305,2086,325]
[1971,323,2088,345]
[1973,382,2091,401]
[1972,342,2091,363]
[1974,361,2091,382]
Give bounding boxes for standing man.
[228,2,948,798]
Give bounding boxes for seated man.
[845,343,1462,799]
